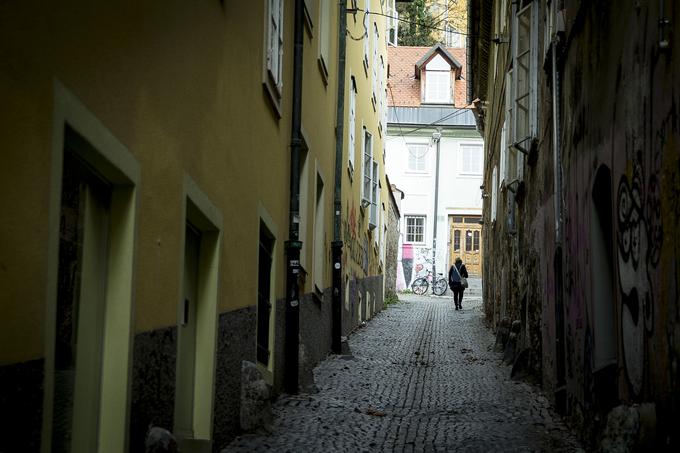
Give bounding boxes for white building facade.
[386,45,484,287]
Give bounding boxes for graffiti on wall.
[616,150,663,395]
[343,202,369,275]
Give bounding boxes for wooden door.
[449,215,483,276]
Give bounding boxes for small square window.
[407,144,428,172]
[405,215,426,243]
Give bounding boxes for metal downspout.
[552,38,563,245]
[431,129,442,285]
[284,0,305,395]
[331,0,347,355]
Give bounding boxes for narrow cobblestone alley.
[224,279,582,452]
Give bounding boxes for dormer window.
[415,45,461,105]
[424,55,452,103]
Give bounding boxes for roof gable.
[415,44,462,79]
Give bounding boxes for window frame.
[263,0,285,115]
[318,0,331,83]
[510,0,538,152]
[405,215,426,244]
[348,76,357,177]
[361,127,373,206]
[313,171,326,294]
[363,5,370,75]
[424,70,452,104]
[491,165,498,222]
[372,21,379,107]
[370,160,379,229]
[459,143,484,176]
[406,143,429,173]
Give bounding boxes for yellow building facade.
[0,1,388,452]
[340,1,389,331]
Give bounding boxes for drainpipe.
[552,26,563,244]
[331,0,347,355]
[284,0,304,395]
[431,128,442,286]
[551,7,566,398]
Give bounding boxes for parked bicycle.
[411,270,448,296]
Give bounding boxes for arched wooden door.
[449,215,482,276]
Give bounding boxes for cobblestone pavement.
[224,279,583,452]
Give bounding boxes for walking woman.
[448,257,469,310]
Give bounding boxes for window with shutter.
[511,0,537,155]
[491,166,498,222]
[348,77,357,174]
[363,6,369,73]
[370,160,378,228]
[362,129,372,205]
[372,22,379,104]
[265,0,284,98]
[318,0,331,80]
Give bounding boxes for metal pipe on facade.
[431,128,442,283]
[284,0,305,395]
[552,37,563,244]
[331,0,347,355]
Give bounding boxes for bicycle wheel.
[411,278,428,295]
[433,278,448,296]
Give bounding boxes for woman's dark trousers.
[453,287,464,309]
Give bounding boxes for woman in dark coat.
[448,257,468,310]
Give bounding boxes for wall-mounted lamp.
[482,192,491,199]
[492,35,509,44]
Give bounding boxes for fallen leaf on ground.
[365,407,387,417]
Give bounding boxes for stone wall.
[477,0,680,448]
[385,194,401,298]
[558,0,680,446]
[212,306,256,451]
[0,359,43,453]
[129,327,177,453]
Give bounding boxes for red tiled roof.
[387,46,468,108]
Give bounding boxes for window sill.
[421,101,454,106]
[262,77,282,119]
[404,170,430,176]
[318,56,329,86]
[313,286,324,303]
[303,5,314,39]
[457,172,483,179]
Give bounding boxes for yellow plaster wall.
[0,0,339,364]
[341,0,388,280]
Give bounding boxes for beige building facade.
[0,1,388,452]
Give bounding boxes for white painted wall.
[385,132,483,284]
